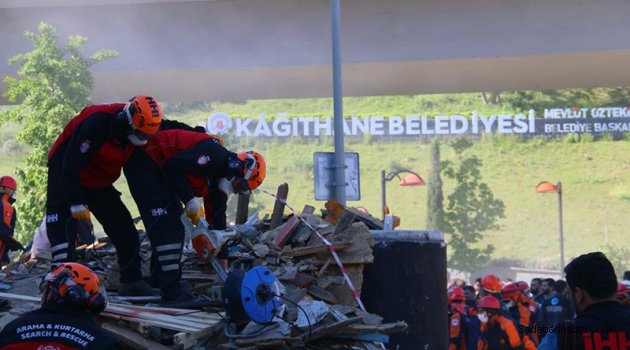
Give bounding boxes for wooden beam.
[282,242,353,257]
[270,183,289,229]
[235,193,250,225]
[102,321,172,350]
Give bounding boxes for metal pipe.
[381,170,387,220]
[332,0,346,205]
[558,181,565,275]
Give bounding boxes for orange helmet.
[0,176,17,193]
[237,151,266,191]
[478,295,501,310]
[43,263,107,313]
[47,262,101,294]
[500,282,521,300]
[448,287,464,303]
[481,274,502,294]
[124,95,163,136]
[515,281,529,292]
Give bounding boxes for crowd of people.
[448,253,630,350]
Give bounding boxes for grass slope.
[3,94,630,269]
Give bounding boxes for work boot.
[119,280,159,296]
[161,283,193,304]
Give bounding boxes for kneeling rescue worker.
[122,129,265,301]
[477,295,536,350]
[0,263,120,349]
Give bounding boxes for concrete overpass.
[1,0,629,103]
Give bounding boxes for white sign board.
[313,152,360,201]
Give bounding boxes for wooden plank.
[283,242,352,257]
[104,305,212,330]
[235,193,250,225]
[301,205,316,215]
[269,183,289,229]
[346,208,384,230]
[330,333,390,343]
[102,321,172,350]
[306,285,338,304]
[272,216,299,248]
[304,316,362,342]
[100,312,205,332]
[174,321,223,350]
[0,292,39,303]
[317,258,332,277]
[332,211,356,236]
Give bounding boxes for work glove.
[6,237,24,251]
[185,198,204,225]
[70,204,91,222]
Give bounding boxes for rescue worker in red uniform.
[46,96,192,296]
[501,282,539,345]
[122,129,265,301]
[0,262,119,350]
[0,176,24,266]
[449,286,469,350]
[538,252,630,350]
[477,295,536,350]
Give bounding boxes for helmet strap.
[123,102,137,131]
[243,152,257,180]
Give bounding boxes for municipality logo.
[206,112,232,135]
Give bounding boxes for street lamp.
[381,169,426,220]
[535,181,564,275]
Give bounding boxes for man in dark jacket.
[538,252,630,350]
[0,263,120,350]
[539,279,574,335]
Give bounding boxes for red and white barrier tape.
[258,189,366,311]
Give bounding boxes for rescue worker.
[46,96,190,296]
[0,176,24,266]
[477,295,536,350]
[480,274,503,299]
[538,252,630,350]
[516,281,532,298]
[501,282,539,345]
[122,129,265,301]
[448,286,469,350]
[0,262,120,349]
[538,279,574,338]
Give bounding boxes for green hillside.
[3,92,630,270]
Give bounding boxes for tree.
[1,22,117,242]
[426,139,444,231]
[598,244,630,279]
[442,138,505,274]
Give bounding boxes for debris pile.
[0,199,406,349]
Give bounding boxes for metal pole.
[558,181,565,275]
[332,0,346,205]
[381,170,387,220]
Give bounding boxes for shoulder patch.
[529,305,536,312]
[197,155,211,165]
[451,318,459,326]
[80,140,91,154]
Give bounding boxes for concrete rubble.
[0,202,406,349]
